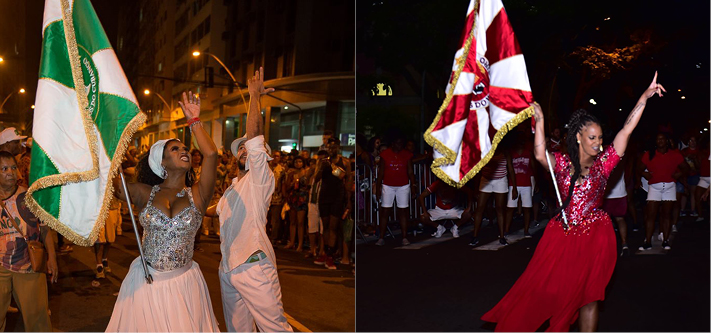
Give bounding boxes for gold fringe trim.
[423,0,479,182]
[25,0,147,246]
[84,111,147,246]
[423,0,534,188]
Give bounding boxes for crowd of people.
[358,110,709,255]
[0,67,356,331]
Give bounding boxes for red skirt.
[481,216,617,332]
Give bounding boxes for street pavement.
[6,218,355,332]
[356,214,710,332]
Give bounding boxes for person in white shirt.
[208,67,293,332]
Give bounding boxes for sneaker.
[499,238,509,246]
[531,221,540,228]
[657,232,664,241]
[620,244,630,257]
[325,257,337,270]
[632,225,640,232]
[451,225,460,238]
[96,265,105,279]
[524,232,532,238]
[638,242,652,251]
[375,238,385,246]
[680,211,687,217]
[401,238,410,246]
[102,260,112,273]
[313,254,327,265]
[468,237,480,247]
[672,225,678,233]
[690,211,699,217]
[432,225,446,238]
[696,217,704,222]
[662,241,671,250]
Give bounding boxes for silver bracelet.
[189,120,202,129]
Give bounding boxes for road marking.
[473,220,549,251]
[285,312,311,332]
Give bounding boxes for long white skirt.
[106,258,220,332]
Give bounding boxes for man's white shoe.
[451,224,460,238]
[433,225,446,238]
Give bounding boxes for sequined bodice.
[553,145,620,234]
[139,185,202,271]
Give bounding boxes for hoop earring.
[577,140,580,144]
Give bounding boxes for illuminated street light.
[142,89,172,113]
[284,106,289,110]
[681,96,686,100]
[589,99,597,105]
[0,57,3,63]
[678,89,681,92]
[192,50,248,112]
[0,88,26,113]
[31,105,35,109]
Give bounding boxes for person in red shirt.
[375,135,416,246]
[505,137,536,238]
[638,132,690,250]
[417,180,474,238]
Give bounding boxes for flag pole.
[545,149,569,228]
[119,172,153,284]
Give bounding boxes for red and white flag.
[424,0,535,188]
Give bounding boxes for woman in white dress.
[106,91,220,332]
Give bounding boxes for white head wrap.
[148,139,171,179]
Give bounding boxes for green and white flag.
[27,0,145,246]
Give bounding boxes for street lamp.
[191,50,248,112]
[0,57,4,63]
[1,88,26,113]
[143,89,173,115]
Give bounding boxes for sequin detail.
[551,145,621,236]
[140,185,202,271]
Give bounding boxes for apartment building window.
[175,37,189,59]
[175,11,188,35]
[157,62,163,73]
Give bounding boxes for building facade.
[117,0,355,156]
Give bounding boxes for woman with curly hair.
[482,72,666,332]
[106,91,219,332]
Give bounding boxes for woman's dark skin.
[113,92,217,219]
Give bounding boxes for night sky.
[357,0,710,144]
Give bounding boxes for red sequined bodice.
[552,145,621,235]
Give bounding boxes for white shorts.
[479,176,508,194]
[381,184,410,208]
[507,186,533,208]
[647,182,676,201]
[307,203,322,233]
[427,206,464,221]
[698,176,710,189]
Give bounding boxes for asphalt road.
[356,213,710,332]
[6,218,355,332]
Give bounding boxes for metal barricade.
[356,161,437,242]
